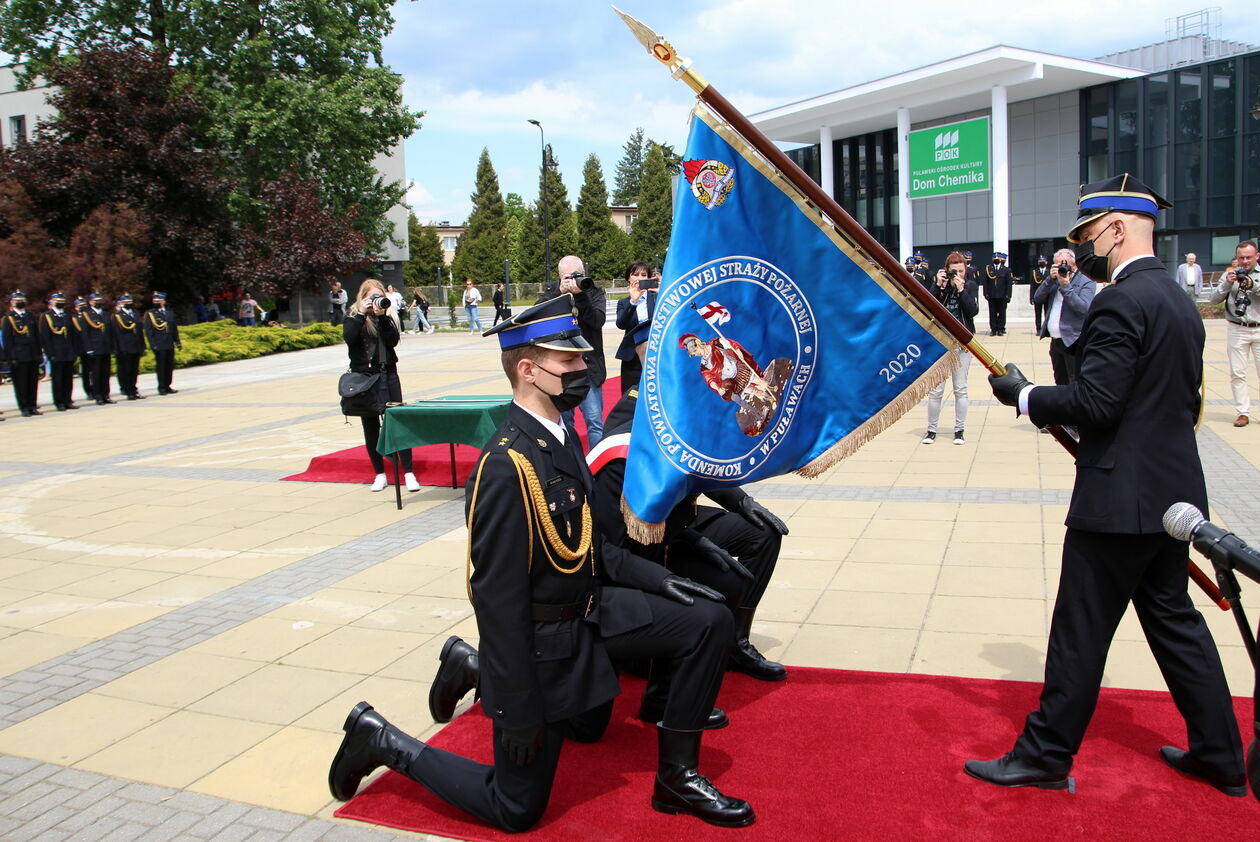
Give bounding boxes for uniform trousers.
[686,505,781,611]
[1225,321,1260,416]
[50,360,74,406]
[78,355,94,400]
[619,357,642,395]
[88,354,111,399]
[1033,301,1044,334]
[1013,529,1243,774]
[987,299,1008,333]
[396,594,731,832]
[153,349,175,391]
[9,361,38,409]
[1048,337,1079,386]
[115,353,141,396]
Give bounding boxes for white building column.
[897,107,912,264]
[819,125,834,199]
[990,85,1009,258]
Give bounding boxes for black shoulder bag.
[338,322,388,417]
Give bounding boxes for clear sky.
[384,1,1253,226]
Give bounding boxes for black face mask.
[533,363,589,413]
[13,302,25,310]
[1073,223,1117,283]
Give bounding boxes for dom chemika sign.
[907,117,990,199]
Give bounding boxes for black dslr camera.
[368,294,391,310]
[565,271,595,291]
[1057,262,1071,278]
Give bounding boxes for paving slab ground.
[0,318,1256,839]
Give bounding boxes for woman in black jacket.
[344,279,419,492]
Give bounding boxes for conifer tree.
[403,213,445,287]
[632,143,672,267]
[576,153,625,279]
[451,148,507,285]
[612,127,645,206]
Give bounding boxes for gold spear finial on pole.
[611,5,709,94]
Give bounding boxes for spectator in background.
[1208,241,1260,427]
[1034,248,1095,385]
[1177,253,1203,299]
[207,297,222,322]
[492,282,511,325]
[462,279,483,333]
[615,261,654,393]
[238,292,258,327]
[409,288,433,334]
[329,281,348,326]
[921,252,978,445]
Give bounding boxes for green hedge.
[137,320,343,373]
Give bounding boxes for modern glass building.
[757,31,1259,281]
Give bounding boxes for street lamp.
[528,119,551,287]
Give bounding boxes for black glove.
[500,723,544,766]
[681,528,753,580]
[988,362,1032,415]
[659,574,725,606]
[734,496,788,535]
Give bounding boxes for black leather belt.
[531,592,596,621]
[1230,319,1260,328]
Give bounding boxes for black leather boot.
[638,659,728,729]
[652,726,755,827]
[428,635,479,723]
[728,607,787,681]
[328,701,428,801]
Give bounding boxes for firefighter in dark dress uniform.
[38,291,79,411]
[77,292,114,404]
[968,175,1246,797]
[71,297,93,402]
[2,291,42,416]
[328,295,755,830]
[144,291,181,394]
[983,251,1013,335]
[110,293,146,399]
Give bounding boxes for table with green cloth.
[377,395,512,507]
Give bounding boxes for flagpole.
[612,6,1229,611]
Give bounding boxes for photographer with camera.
[615,261,655,394]
[921,252,979,445]
[1033,248,1095,386]
[1208,241,1260,427]
[537,255,607,447]
[344,279,419,493]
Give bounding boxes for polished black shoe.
[653,727,754,827]
[1159,746,1247,797]
[29,407,42,415]
[96,399,108,405]
[20,408,32,417]
[639,704,729,730]
[64,403,80,410]
[328,701,429,801]
[728,638,788,682]
[428,635,479,723]
[159,388,179,395]
[964,752,1070,789]
[55,404,68,411]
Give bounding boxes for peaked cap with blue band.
[1068,173,1171,243]
[482,293,592,352]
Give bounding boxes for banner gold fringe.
[622,492,666,545]
[796,350,959,478]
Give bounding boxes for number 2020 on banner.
[880,344,921,382]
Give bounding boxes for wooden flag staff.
[612,6,1229,610]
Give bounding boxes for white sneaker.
[404,472,420,492]
[953,429,966,445]
[921,431,936,444]
[370,473,388,492]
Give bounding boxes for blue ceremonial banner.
[622,105,959,540]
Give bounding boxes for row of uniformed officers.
[1,289,181,417]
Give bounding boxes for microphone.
[1163,503,1260,584]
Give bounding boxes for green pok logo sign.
[908,117,990,198]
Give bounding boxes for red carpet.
[334,669,1256,840]
[284,378,624,486]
